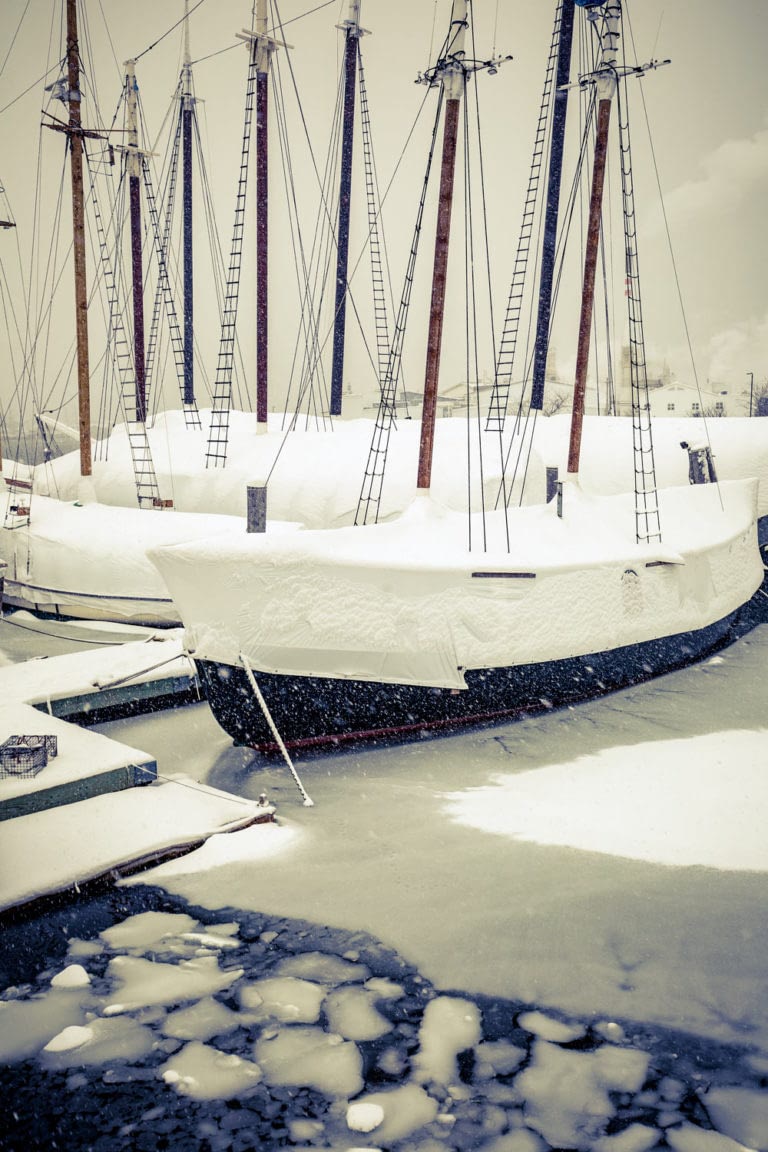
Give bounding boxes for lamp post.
[748,371,754,417]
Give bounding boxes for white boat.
[149,0,766,749]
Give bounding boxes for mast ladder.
[86,152,163,508]
[617,79,660,543]
[141,151,202,429]
[205,50,259,468]
[357,50,391,389]
[485,2,564,432]
[355,92,444,526]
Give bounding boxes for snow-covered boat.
[149,0,767,750]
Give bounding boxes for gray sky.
[1,0,767,432]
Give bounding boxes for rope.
[134,0,209,63]
[239,654,315,807]
[133,761,273,813]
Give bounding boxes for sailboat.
[149,0,765,750]
[2,0,521,626]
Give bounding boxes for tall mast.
[567,0,620,475]
[531,0,575,410]
[255,0,272,428]
[329,0,364,417]
[416,0,468,491]
[182,0,194,405]
[125,59,147,423]
[65,0,92,477]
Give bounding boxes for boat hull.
[195,593,761,751]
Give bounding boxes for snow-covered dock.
[0,701,158,822]
[0,619,195,721]
[0,622,276,915]
[0,779,275,915]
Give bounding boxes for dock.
[0,618,277,917]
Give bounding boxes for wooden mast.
[125,59,147,424]
[329,0,363,417]
[531,0,575,410]
[65,0,92,477]
[567,0,621,475]
[255,0,271,429]
[182,0,194,406]
[416,0,468,491]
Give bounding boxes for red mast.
[65,0,92,478]
[416,0,469,492]
[567,1,621,476]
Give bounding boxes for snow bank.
[442,728,768,870]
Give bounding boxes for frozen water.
[99,910,199,952]
[161,996,242,1041]
[41,1016,155,1068]
[666,1125,757,1151]
[159,1039,262,1100]
[103,954,243,1014]
[50,963,91,989]
[0,988,89,1063]
[342,1083,439,1143]
[480,1133,547,1152]
[517,1010,585,1043]
[592,1125,662,1151]
[474,1039,527,1078]
[323,985,393,1041]
[253,1025,363,1097]
[363,976,404,1000]
[346,1100,386,1132]
[441,730,768,870]
[412,995,482,1086]
[273,950,369,984]
[516,1040,638,1148]
[704,1087,768,1150]
[239,976,326,1023]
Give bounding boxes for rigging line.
[0,60,61,117]
[272,49,329,423]
[630,28,719,479]
[95,0,123,84]
[0,0,32,79]
[465,81,489,551]
[428,0,439,65]
[274,45,341,424]
[134,0,209,63]
[131,761,276,812]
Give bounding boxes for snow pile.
[149,478,761,680]
[33,412,545,526]
[441,729,768,870]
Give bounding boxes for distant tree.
[743,378,768,416]
[543,391,568,416]
[693,404,727,418]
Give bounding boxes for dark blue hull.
[196,581,767,751]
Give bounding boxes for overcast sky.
[1,0,767,431]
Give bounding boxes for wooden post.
[416,0,468,491]
[531,0,575,410]
[255,0,270,428]
[330,0,362,416]
[567,1,621,475]
[66,0,92,477]
[182,2,194,405]
[125,60,146,424]
[417,97,461,490]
